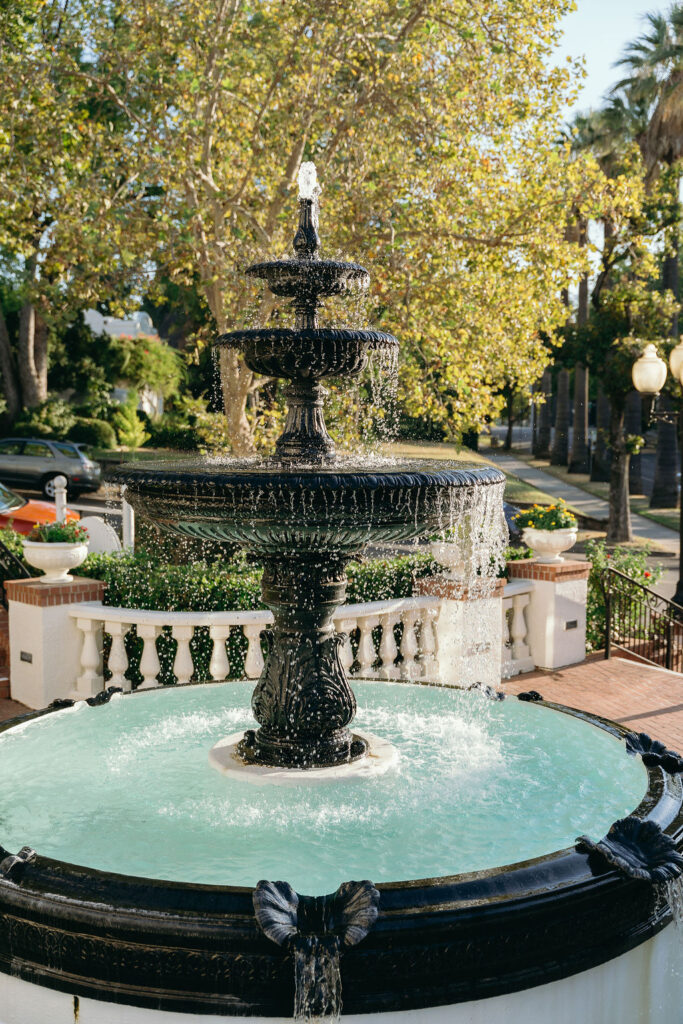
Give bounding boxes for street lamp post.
[632,340,683,607]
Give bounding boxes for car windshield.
[0,482,26,513]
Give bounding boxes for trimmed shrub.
[67,417,117,449]
[13,399,77,437]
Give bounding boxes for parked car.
[0,480,80,535]
[0,438,101,498]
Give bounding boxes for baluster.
[511,595,530,662]
[76,618,104,697]
[243,624,265,678]
[420,610,439,679]
[378,613,399,679]
[356,616,379,677]
[335,618,356,673]
[209,625,231,681]
[400,611,420,679]
[138,623,161,689]
[105,620,130,692]
[172,624,195,685]
[501,599,513,677]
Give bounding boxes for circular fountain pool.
[0,682,646,891]
[0,683,681,1024]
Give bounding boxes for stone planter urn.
[430,541,466,578]
[23,540,90,584]
[522,527,577,564]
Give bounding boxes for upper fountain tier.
[215,164,397,463]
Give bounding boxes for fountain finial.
[293,161,320,260]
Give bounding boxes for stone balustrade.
[6,559,590,708]
[67,596,443,698]
[502,580,535,678]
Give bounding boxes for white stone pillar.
[507,559,589,670]
[415,577,505,687]
[6,577,106,709]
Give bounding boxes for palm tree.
[625,390,644,494]
[651,395,680,507]
[550,369,570,465]
[613,7,683,509]
[534,368,552,458]
[591,384,611,482]
[614,4,683,334]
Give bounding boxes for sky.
[556,0,661,119]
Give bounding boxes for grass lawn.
[384,441,572,510]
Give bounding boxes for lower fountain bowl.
[0,681,682,1024]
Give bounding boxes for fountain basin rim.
[0,684,681,1017]
[245,257,369,279]
[216,327,399,350]
[114,462,506,492]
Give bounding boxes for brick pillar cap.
[506,559,590,582]
[5,576,105,608]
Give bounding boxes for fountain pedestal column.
[238,555,367,768]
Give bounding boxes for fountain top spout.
[298,161,319,200]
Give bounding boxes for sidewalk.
[503,654,683,752]
[489,452,680,555]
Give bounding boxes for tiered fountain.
[0,165,682,1024]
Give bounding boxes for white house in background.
[83,309,164,419]
[84,309,157,339]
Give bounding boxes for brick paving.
[2,656,683,754]
[502,654,683,751]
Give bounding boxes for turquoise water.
[0,682,646,894]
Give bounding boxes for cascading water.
[293,937,342,1024]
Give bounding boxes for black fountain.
[1,164,683,1024]
[121,161,504,774]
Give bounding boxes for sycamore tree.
[41,0,610,454]
[0,2,158,420]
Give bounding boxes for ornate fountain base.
[236,554,365,769]
[209,729,398,784]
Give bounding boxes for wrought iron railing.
[604,566,683,671]
[0,543,31,609]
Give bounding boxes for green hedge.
[77,550,440,687]
[78,550,439,611]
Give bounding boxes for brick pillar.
[415,577,505,687]
[5,577,105,709]
[506,560,590,670]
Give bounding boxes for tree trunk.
[550,368,570,465]
[568,363,590,473]
[534,368,552,458]
[625,390,643,494]
[504,391,514,451]
[17,300,48,408]
[219,348,256,455]
[0,306,21,423]
[591,385,611,482]
[607,403,632,543]
[663,208,679,338]
[650,394,679,508]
